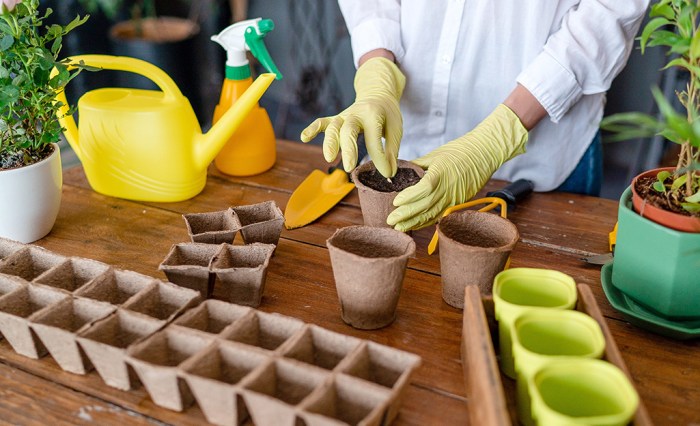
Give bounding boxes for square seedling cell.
[171,299,252,336]
[223,311,305,353]
[33,257,111,293]
[158,243,220,298]
[0,285,68,358]
[282,325,363,371]
[0,274,27,297]
[183,209,242,244]
[242,358,329,426]
[300,374,391,426]
[231,201,284,245]
[122,280,201,321]
[210,243,275,307]
[127,328,214,411]
[339,342,422,424]
[180,341,270,426]
[0,237,25,261]
[0,247,66,282]
[76,310,165,390]
[31,297,116,374]
[75,269,156,306]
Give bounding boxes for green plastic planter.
[612,187,700,319]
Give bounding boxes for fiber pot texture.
[437,210,519,307]
[351,160,424,228]
[326,226,416,330]
[0,143,62,243]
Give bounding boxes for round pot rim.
[437,210,519,252]
[326,225,416,261]
[351,160,425,195]
[0,143,59,176]
[631,167,700,233]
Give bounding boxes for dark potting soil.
[0,146,53,170]
[635,176,699,217]
[357,167,421,192]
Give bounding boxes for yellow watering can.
[55,55,275,202]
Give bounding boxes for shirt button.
[434,110,444,117]
[442,54,452,64]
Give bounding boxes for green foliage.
[0,0,89,168]
[600,0,700,215]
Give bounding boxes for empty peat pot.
[351,160,424,228]
[529,358,639,426]
[326,225,416,330]
[437,210,519,308]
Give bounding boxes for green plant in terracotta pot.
[600,0,700,320]
[0,0,88,242]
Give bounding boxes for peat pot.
[351,160,424,228]
[326,226,416,330]
[437,210,519,308]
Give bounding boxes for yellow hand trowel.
[285,139,369,229]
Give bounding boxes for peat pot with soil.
[351,160,424,228]
[600,0,700,323]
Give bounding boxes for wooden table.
[2,140,698,425]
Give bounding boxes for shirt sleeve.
[517,0,650,122]
[338,0,404,68]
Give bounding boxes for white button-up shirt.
[339,0,649,190]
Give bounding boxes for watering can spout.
[194,73,275,170]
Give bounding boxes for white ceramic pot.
[0,143,62,243]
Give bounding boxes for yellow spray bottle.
[211,18,282,176]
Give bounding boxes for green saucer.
[601,262,700,340]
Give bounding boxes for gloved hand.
[387,104,529,231]
[300,57,405,178]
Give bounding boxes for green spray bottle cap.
[212,18,282,81]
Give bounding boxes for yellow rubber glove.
[300,57,405,178]
[387,104,529,231]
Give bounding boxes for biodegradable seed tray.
[231,201,284,246]
[183,209,242,244]
[461,283,653,426]
[0,238,421,426]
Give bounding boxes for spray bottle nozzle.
[212,18,282,81]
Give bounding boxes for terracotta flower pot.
[612,187,700,318]
[210,243,276,307]
[631,167,700,233]
[351,160,424,228]
[0,143,62,243]
[437,210,519,307]
[326,226,416,329]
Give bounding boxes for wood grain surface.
[0,140,695,425]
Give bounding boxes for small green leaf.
[650,2,674,20]
[657,170,672,182]
[653,181,667,193]
[681,202,700,213]
[686,190,700,203]
[0,34,13,51]
[640,17,672,53]
[672,174,688,191]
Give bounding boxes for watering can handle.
[53,55,184,160]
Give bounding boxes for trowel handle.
[64,55,183,101]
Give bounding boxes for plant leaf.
[640,17,672,53]
[680,202,700,213]
[671,174,688,191]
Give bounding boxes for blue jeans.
[555,132,602,196]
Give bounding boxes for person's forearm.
[503,84,547,131]
[359,49,396,66]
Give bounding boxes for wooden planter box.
[461,283,653,426]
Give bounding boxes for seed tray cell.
[221,310,305,353]
[183,209,242,244]
[159,243,220,297]
[75,268,156,306]
[282,324,363,371]
[122,280,201,321]
[33,257,111,293]
[0,246,66,281]
[0,238,25,261]
[231,201,284,245]
[171,299,251,336]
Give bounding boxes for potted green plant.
[600,0,700,319]
[0,0,87,242]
